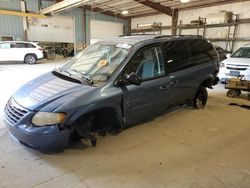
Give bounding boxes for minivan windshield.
[62,42,131,83]
[231,47,250,58]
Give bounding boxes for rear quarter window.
[163,40,191,73]
[24,43,36,48]
[189,39,217,65]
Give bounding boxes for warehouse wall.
[131,14,172,35]
[85,10,129,45]
[0,0,24,40]
[61,8,85,43]
[131,1,250,52]
[179,1,250,51]
[0,0,128,45]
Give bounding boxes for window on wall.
[124,45,165,80]
[1,36,13,41]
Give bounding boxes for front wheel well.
[72,107,123,138]
[201,78,213,88]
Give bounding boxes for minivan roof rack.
[118,34,159,37]
[153,35,203,39]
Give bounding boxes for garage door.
[27,16,74,43]
[90,20,124,44]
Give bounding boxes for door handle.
[170,80,179,86]
[159,85,169,90]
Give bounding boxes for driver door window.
[125,46,165,80]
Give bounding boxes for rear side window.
[10,43,35,48]
[10,43,22,48]
[163,40,191,73]
[189,39,217,65]
[124,45,165,80]
[0,43,10,49]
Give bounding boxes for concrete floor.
[1,60,250,188]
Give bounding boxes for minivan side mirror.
[226,53,231,59]
[125,73,141,86]
[115,72,141,86]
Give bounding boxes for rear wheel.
[248,94,250,101]
[24,54,37,64]
[193,86,208,109]
[227,89,237,98]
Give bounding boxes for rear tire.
[227,90,237,98]
[193,86,208,109]
[24,54,37,64]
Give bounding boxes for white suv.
[0,41,44,64]
[219,44,250,83]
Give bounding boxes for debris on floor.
[229,103,250,110]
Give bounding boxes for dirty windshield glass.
[62,42,131,82]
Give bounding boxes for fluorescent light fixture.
[40,0,94,15]
[122,10,128,15]
[138,23,153,28]
[180,0,190,3]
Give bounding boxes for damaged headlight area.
[32,112,66,126]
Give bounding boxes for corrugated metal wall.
[0,0,129,44]
[61,8,85,44]
[25,0,39,12]
[41,0,54,9]
[0,0,20,10]
[0,0,23,40]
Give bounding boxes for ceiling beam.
[0,9,46,18]
[134,0,173,17]
[83,5,130,20]
[179,0,250,10]
[130,0,250,18]
[130,11,161,18]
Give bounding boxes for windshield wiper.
[52,68,82,84]
[59,68,72,76]
[69,69,94,85]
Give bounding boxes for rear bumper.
[36,51,44,60]
[6,120,70,152]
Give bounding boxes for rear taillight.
[38,48,43,51]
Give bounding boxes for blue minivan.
[4,35,219,152]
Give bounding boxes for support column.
[172,9,178,35]
[21,0,28,41]
[82,7,87,46]
[127,18,131,35]
[38,0,42,10]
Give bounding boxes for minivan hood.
[13,72,95,111]
[224,57,250,65]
